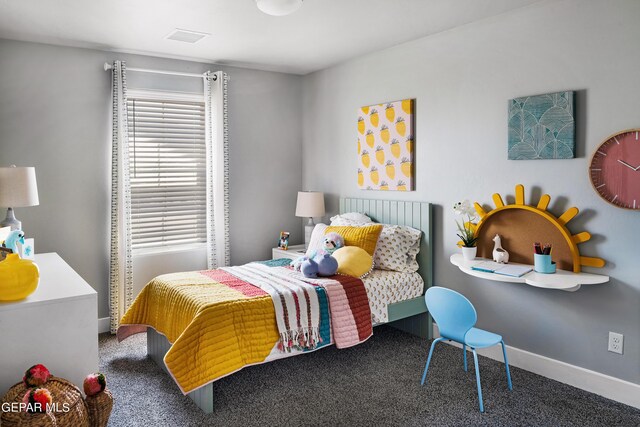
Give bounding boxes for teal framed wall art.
[508,91,575,160]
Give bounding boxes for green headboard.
[339,198,433,292]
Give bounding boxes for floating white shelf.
[450,253,609,292]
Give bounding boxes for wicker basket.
[0,409,57,427]
[0,383,57,427]
[0,377,90,427]
[47,377,90,427]
[85,387,114,427]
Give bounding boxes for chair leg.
[500,340,513,390]
[463,344,468,372]
[421,337,443,386]
[472,349,484,413]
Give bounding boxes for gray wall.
[302,0,640,384]
[0,39,303,319]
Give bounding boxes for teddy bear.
[300,253,338,278]
[294,232,344,278]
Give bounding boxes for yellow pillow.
[325,224,383,256]
[332,246,374,278]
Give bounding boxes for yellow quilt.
[117,270,279,394]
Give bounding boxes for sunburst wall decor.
[473,184,604,273]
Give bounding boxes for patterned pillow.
[330,218,422,273]
[374,225,422,273]
[324,225,383,256]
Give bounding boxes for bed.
[128,197,433,413]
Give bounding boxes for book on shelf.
[471,261,532,277]
[471,261,503,273]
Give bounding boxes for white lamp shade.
[0,166,39,207]
[295,191,325,218]
[255,0,303,16]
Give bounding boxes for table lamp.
[295,191,325,248]
[0,166,40,231]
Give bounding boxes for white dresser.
[0,253,98,395]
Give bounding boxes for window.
[127,92,206,251]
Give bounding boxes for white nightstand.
[272,244,306,261]
[0,253,98,395]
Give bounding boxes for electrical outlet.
[608,332,623,354]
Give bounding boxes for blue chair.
[421,286,512,412]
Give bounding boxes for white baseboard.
[432,325,640,409]
[98,317,111,334]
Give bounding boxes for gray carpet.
[100,326,640,426]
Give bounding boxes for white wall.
[0,39,303,318]
[302,0,640,384]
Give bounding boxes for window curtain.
[204,71,230,269]
[109,60,133,334]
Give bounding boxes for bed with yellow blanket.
[117,262,373,394]
[119,198,433,413]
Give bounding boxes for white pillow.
[305,223,328,257]
[330,218,421,273]
[329,212,373,224]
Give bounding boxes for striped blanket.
[223,264,373,350]
[117,262,372,394]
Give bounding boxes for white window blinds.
[127,96,207,250]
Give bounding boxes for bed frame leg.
[388,312,431,339]
[188,385,214,413]
[147,328,215,413]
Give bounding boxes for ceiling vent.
[165,29,210,44]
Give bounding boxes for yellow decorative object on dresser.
[0,254,40,301]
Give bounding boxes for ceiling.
[0,0,542,75]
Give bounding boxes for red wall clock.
[589,129,640,210]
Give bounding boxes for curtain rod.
[103,62,215,79]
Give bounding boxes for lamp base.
[304,218,315,248]
[0,208,21,231]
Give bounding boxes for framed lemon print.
[357,99,414,191]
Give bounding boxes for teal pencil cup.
[534,254,556,274]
